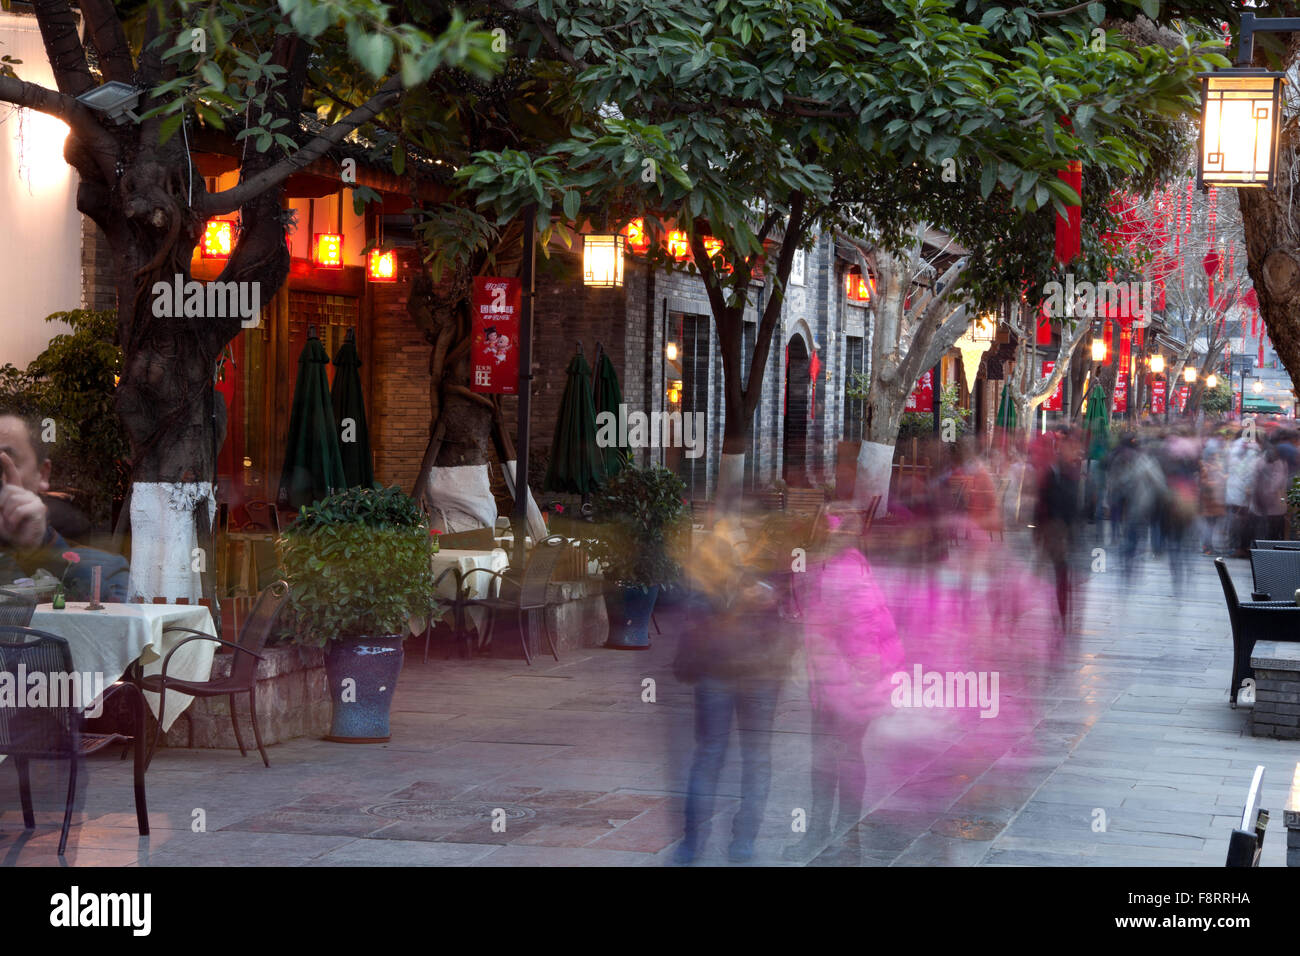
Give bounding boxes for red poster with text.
[1151,378,1166,414]
[471,276,521,394]
[1177,385,1190,413]
[1113,370,1128,414]
[1041,361,1063,412]
[905,369,934,413]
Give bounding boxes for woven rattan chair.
[1216,558,1300,708]
[0,587,37,626]
[463,535,567,664]
[0,625,149,855]
[135,580,289,768]
[1248,549,1300,601]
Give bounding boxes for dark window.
[844,335,865,441]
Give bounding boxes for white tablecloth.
[410,548,511,636]
[29,602,219,732]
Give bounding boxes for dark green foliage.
[277,485,442,645]
[587,466,688,589]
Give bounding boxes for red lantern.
[366,248,397,282]
[201,220,234,259]
[313,233,343,268]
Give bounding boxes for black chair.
[462,536,568,664]
[0,626,148,856]
[1215,558,1300,708]
[0,588,37,626]
[1253,539,1300,551]
[424,565,476,663]
[135,580,289,768]
[1248,549,1300,601]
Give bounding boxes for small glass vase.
[52,590,66,609]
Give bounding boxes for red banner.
[905,369,934,413]
[1152,378,1166,414]
[471,276,521,394]
[1042,361,1063,412]
[1176,384,1190,413]
[1113,369,1128,414]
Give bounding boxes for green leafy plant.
[587,466,688,590]
[277,486,442,646]
[1201,378,1234,414]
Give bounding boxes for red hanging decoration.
[1055,159,1083,264]
[1037,301,1054,344]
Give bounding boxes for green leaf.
[354,32,395,79]
[1138,0,1159,18]
[1087,3,1106,24]
[158,113,184,146]
[392,145,406,176]
[562,189,580,222]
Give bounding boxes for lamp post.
[513,205,537,571]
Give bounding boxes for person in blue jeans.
[672,522,797,864]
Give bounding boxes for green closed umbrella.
[593,346,630,478]
[1083,383,1110,461]
[277,332,347,510]
[331,332,374,488]
[544,350,603,495]
[996,383,1018,429]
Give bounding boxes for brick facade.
[79,215,116,313]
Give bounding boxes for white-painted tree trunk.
[854,440,895,514]
[715,452,745,515]
[501,460,548,541]
[127,481,214,602]
[424,463,498,532]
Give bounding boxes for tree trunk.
[854,383,905,513]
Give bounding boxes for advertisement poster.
[1151,377,1166,414]
[1041,361,1063,412]
[1177,384,1190,413]
[904,369,934,413]
[470,276,521,394]
[1113,369,1128,414]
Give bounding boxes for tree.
[0,0,500,598]
[462,0,1231,511]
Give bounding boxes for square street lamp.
[1198,69,1284,189]
[75,81,142,124]
[582,233,625,288]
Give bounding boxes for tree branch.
[78,0,135,85]
[0,75,118,176]
[30,0,95,96]
[201,77,403,215]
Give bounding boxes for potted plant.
[588,466,688,649]
[278,485,441,742]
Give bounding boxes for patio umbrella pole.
[513,206,538,571]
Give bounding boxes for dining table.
[410,547,512,638]
[28,601,220,732]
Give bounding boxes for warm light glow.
[665,341,679,362]
[1091,337,1106,362]
[1184,366,1198,383]
[201,220,234,259]
[702,237,723,259]
[582,234,626,288]
[1253,379,1264,393]
[1149,354,1165,375]
[622,218,650,254]
[846,268,874,302]
[313,233,343,268]
[367,248,397,282]
[972,312,997,342]
[1200,70,1284,189]
[666,230,691,261]
[14,109,70,192]
[242,456,253,469]
[1206,373,1219,389]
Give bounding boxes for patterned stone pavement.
[1,532,1296,867]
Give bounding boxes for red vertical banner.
[905,369,934,413]
[1176,384,1190,413]
[1113,369,1128,414]
[1042,360,1063,411]
[1151,378,1167,414]
[471,276,521,394]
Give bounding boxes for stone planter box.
[154,645,330,751]
[1249,641,1300,741]
[488,580,610,658]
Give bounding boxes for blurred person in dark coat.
[672,519,799,864]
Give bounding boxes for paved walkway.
[1,534,1296,866]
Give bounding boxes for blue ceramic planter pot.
[323,634,404,742]
[605,585,660,650]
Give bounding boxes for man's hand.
[0,452,47,551]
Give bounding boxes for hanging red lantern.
[1202,251,1221,277]
[1054,156,1082,265]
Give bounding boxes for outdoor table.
[411,548,511,637]
[29,602,219,732]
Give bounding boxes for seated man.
[0,409,129,602]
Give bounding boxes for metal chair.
[1248,548,1300,601]
[243,499,281,533]
[1215,558,1300,708]
[134,580,289,768]
[0,625,149,856]
[462,536,567,664]
[0,587,37,626]
[424,565,475,663]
